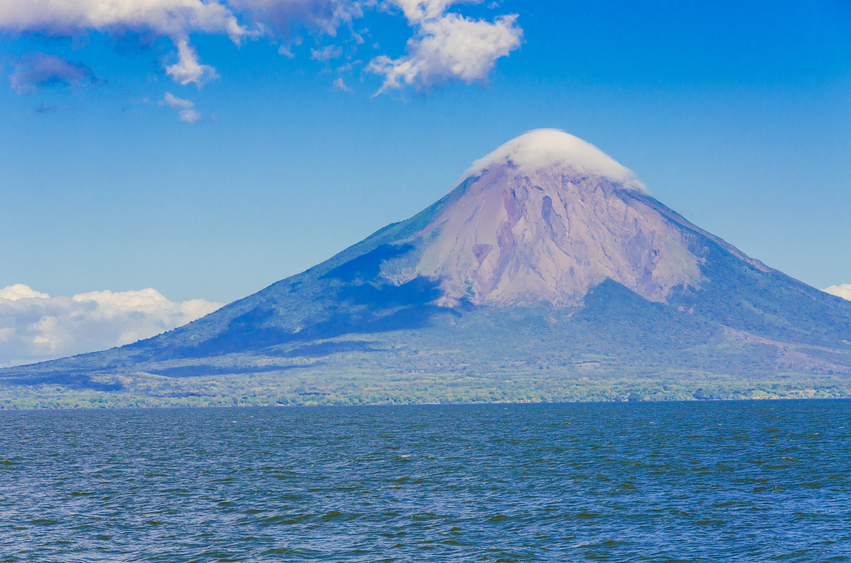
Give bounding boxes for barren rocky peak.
[383,130,706,307]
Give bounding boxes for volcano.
[4,130,851,406]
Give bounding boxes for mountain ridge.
[2,129,850,407]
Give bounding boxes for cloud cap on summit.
[463,129,646,193]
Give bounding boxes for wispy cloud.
[0,0,523,93]
[229,0,362,37]
[0,0,247,88]
[0,284,223,367]
[0,0,244,89]
[33,102,64,114]
[311,44,343,61]
[179,108,202,123]
[332,76,352,92]
[9,53,98,95]
[158,92,203,123]
[166,39,220,87]
[159,92,194,109]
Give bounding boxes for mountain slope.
[3,129,850,406]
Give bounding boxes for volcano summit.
[4,130,851,407]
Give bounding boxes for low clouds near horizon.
[824,284,851,301]
[0,284,223,368]
[1,0,522,95]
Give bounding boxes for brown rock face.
[373,130,706,307]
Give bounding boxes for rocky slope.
[3,129,850,405]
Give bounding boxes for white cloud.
[311,44,343,60]
[824,284,851,301]
[166,39,220,86]
[159,92,194,109]
[179,108,202,122]
[0,284,49,301]
[0,0,246,87]
[159,92,202,122]
[462,129,647,192]
[331,76,352,92]
[391,0,465,21]
[335,60,359,72]
[0,284,223,367]
[0,0,246,38]
[0,1,357,85]
[367,0,522,94]
[0,0,523,92]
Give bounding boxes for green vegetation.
[3,282,850,409]
[1,363,845,410]
[3,190,851,410]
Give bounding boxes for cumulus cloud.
[0,284,49,300]
[158,92,202,122]
[9,53,97,94]
[367,0,522,94]
[0,0,245,39]
[824,284,851,301]
[0,0,245,88]
[0,0,523,92]
[0,284,223,367]
[166,39,220,86]
[0,0,349,86]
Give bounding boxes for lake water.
[1,401,849,561]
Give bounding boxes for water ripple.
[0,400,849,561]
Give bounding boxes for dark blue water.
[1,401,849,561]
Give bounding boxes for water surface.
[1,401,850,561]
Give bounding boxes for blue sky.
[1,0,850,311]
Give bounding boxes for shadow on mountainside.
[2,370,123,391]
[669,230,851,348]
[143,272,452,360]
